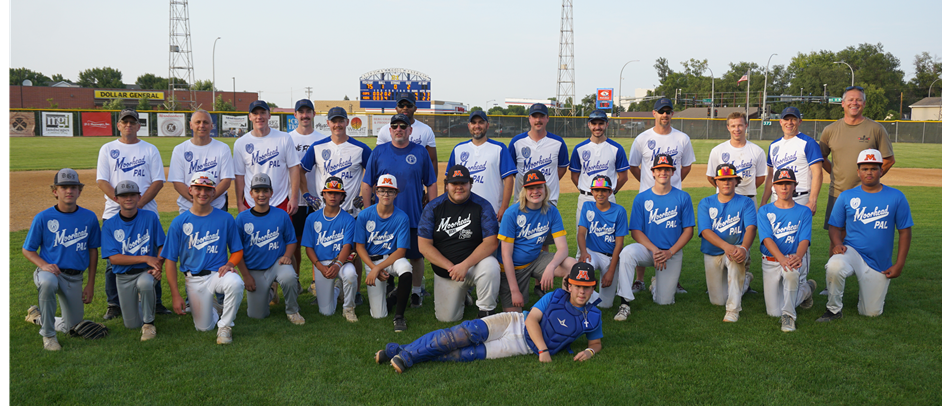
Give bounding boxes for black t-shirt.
[418,193,497,278]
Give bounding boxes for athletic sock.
[620,297,630,306]
[397,273,413,317]
[412,286,422,295]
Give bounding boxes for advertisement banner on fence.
[371,115,392,137]
[41,112,73,136]
[81,112,113,136]
[286,116,298,133]
[157,113,186,137]
[268,116,281,131]
[222,115,248,137]
[137,113,150,137]
[10,112,36,136]
[314,115,369,137]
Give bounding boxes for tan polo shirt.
[819,117,893,197]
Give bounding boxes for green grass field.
[9,187,942,404]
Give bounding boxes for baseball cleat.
[287,312,306,325]
[393,316,407,332]
[155,303,172,315]
[819,288,829,296]
[216,326,233,345]
[675,282,688,294]
[631,280,645,293]
[723,311,739,323]
[743,272,756,294]
[420,287,432,297]
[780,315,796,332]
[141,324,157,341]
[375,349,392,364]
[800,280,817,309]
[391,355,408,373]
[25,305,41,325]
[613,304,631,321]
[343,307,358,323]
[410,293,423,308]
[465,292,474,306]
[816,310,843,322]
[355,292,364,306]
[103,305,122,320]
[43,336,61,351]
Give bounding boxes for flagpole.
[745,69,751,137]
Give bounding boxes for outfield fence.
[9,108,942,143]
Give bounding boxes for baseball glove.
[69,320,109,339]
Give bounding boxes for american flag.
[737,71,750,85]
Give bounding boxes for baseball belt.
[124,267,149,276]
[370,255,386,262]
[60,268,82,276]
[763,255,778,262]
[579,190,592,195]
[599,252,612,258]
[186,270,212,277]
[793,191,809,197]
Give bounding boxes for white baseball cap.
[190,171,217,188]
[376,174,398,190]
[857,149,883,165]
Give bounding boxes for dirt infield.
[10,164,941,231]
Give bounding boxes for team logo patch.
[516,215,526,227]
[850,197,861,210]
[460,151,470,162]
[582,150,591,161]
[586,210,595,222]
[314,221,322,233]
[865,154,876,161]
[647,140,656,150]
[452,170,463,177]
[656,156,669,165]
[644,200,654,212]
[721,152,730,163]
[322,149,331,160]
[245,143,255,154]
[459,229,472,239]
[709,207,718,220]
[526,172,540,183]
[183,223,194,236]
[184,151,193,162]
[772,146,779,157]
[366,220,375,233]
[47,219,59,233]
[576,269,589,281]
[244,223,254,235]
[766,213,776,224]
[113,229,125,242]
[406,154,417,165]
[110,149,119,159]
[522,147,531,159]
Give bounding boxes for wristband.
[538,349,548,354]
[585,348,595,356]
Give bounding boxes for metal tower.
[555,0,575,135]
[169,0,196,110]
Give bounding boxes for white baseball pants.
[617,243,684,305]
[186,271,244,331]
[366,257,413,319]
[313,260,358,316]
[703,252,749,312]
[585,248,619,308]
[761,252,812,319]
[825,246,891,316]
[434,256,500,322]
[33,269,84,338]
[246,263,300,319]
[480,311,531,359]
[116,271,156,329]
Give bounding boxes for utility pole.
[305,87,313,99]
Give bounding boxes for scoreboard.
[359,80,431,109]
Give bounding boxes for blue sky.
[8,0,941,108]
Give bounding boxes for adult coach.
[706,111,766,202]
[233,100,301,215]
[363,114,437,308]
[627,98,695,294]
[23,169,101,351]
[169,110,234,214]
[418,165,500,321]
[817,149,912,322]
[288,99,328,273]
[376,93,438,176]
[446,111,517,220]
[760,106,823,212]
[509,103,569,206]
[96,108,166,320]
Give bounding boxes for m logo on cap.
[526,173,540,182]
[452,170,462,177]
[657,156,669,165]
[866,154,875,161]
[576,270,589,281]
[381,177,393,185]
[781,171,791,179]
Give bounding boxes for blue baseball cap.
[295,99,314,112]
[390,114,411,125]
[248,100,270,112]
[327,107,347,120]
[781,106,801,119]
[469,110,488,122]
[529,103,549,116]
[396,93,417,105]
[653,98,673,112]
[588,109,608,122]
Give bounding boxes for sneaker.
[781,315,796,332]
[743,272,756,294]
[355,292,364,306]
[800,280,817,309]
[411,293,423,308]
[343,307,358,323]
[393,316,407,332]
[141,324,157,341]
[465,292,474,306]
[819,288,829,296]
[391,354,408,374]
[816,310,843,322]
[477,309,495,318]
[25,305,41,325]
[631,280,645,293]
[216,326,232,345]
[675,282,688,294]
[375,349,392,364]
[723,311,739,323]
[287,312,306,325]
[43,336,61,351]
[185,302,192,313]
[420,286,432,297]
[103,305,122,320]
[613,304,631,321]
[155,303,172,315]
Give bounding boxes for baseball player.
[23,168,101,351]
[161,172,245,344]
[577,175,629,310]
[508,103,569,206]
[706,111,766,203]
[760,106,823,212]
[302,176,359,322]
[168,110,234,214]
[374,263,602,374]
[697,164,758,323]
[362,113,437,308]
[817,149,912,322]
[497,170,577,313]
[289,99,328,274]
[375,92,438,177]
[234,173,303,324]
[100,180,165,340]
[627,98,695,295]
[355,174,414,332]
[418,165,500,322]
[446,110,517,220]
[614,154,695,318]
[233,100,301,215]
[570,110,629,258]
[757,168,816,332]
[96,108,166,320]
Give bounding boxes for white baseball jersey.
[508,132,569,204]
[628,128,695,192]
[168,139,234,211]
[233,128,301,207]
[706,140,767,196]
[96,139,165,219]
[447,138,517,215]
[766,133,823,195]
[569,138,630,192]
[289,129,328,206]
[299,136,372,213]
[376,119,437,147]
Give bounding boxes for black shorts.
[823,194,837,230]
[292,206,316,247]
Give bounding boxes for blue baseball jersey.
[498,204,566,267]
[235,208,297,270]
[355,205,411,257]
[757,203,813,257]
[508,132,569,203]
[697,194,758,256]
[447,138,517,214]
[629,188,696,250]
[828,185,913,272]
[301,209,356,262]
[578,202,629,255]
[569,138,630,192]
[161,208,243,274]
[766,133,823,194]
[363,142,436,228]
[299,137,372,213]
[24,206,102,271]
[101,210,166,274]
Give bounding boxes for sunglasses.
[397,101,415,108]
[657,109,673,115]
[845,86,864,92]
[390,123,409,130]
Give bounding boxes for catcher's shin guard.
[398,319,488,367]
[433,344,487,363]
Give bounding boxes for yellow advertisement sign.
[94,90,165,100]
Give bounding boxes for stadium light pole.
[212,37,221,110]
[929,78,940,98]
[760,53,777,140]
[705,67,715,118]
[834,60,854,87]
[618,60,639,113]
[485,99,495,113]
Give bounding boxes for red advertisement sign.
[597,88,613,102]
[82,112,113,136]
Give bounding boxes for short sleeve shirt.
[300,137,372,214]
[96,139,165,219]
[447,139,517,214]
[24,205,102,271]
[168,139,234,211]
[300,209,356,262]
[418,193,498,278]
[362,142,436,228]
[696,194,757,256]
[235,208,297,270]
[828,185,913,272]
[757,203,813,257]
[628,128,696,191]
[161,208,243,274]
[766,133,823,195]
[232,129,301,207]
[570,138,630,192]
[706,140,766,196]
[578,202,629,255]
[354,205,411,257]
[497,204,566,267]
[629,188,696,250]
[289,129,329,207]
[508,132,569,203]
[819,118,894,197]
[101,210,166,274]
